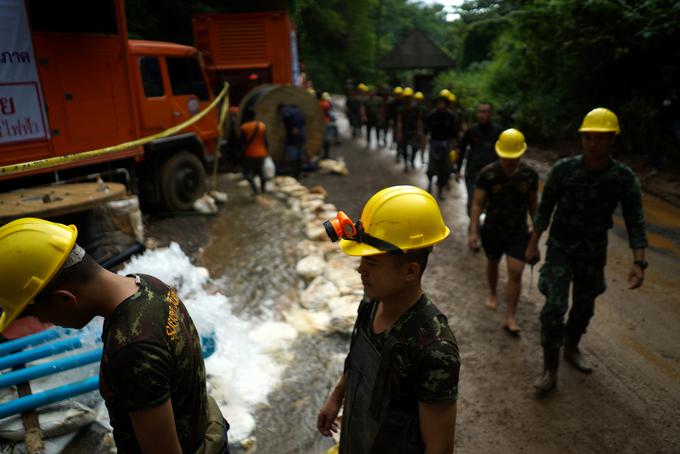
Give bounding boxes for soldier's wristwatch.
[633,260,648,270]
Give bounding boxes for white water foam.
[118,242,298,441]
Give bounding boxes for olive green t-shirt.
[99,274,208,453]
[363,295,461,409]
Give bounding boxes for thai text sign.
[0,0,49,145]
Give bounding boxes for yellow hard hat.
[357,83,369,92]
[450,149,459,164]
[495,128,527,159]
[402,87,414,97]
[339,186,450,256]
[393,86,403,95]
[322,92,331,101]
[578,107,620,135]
[438,89,451,98]
[414,91,425,101]
[0,218,78,333]
[326,445,339,454]
[448,93,457,103]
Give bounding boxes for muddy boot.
[534,348,559,399]
[564,337,593,374]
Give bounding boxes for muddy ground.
[135,129,680,453]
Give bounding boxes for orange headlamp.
[323,211,357,242]
[323,211,403,254]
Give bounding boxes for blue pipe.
[0,330,60,357]
[0,375,99,419]
[0,337,82,371]
[0,348,102,389]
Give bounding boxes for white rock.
[296,254,326,280]
[193,194,218,214]
[324,255,363,295]
[305,223,327,241]
[327,295,359,333]
[285,307,331,334]
[237,179,251,188]
[209,190,229,203]
[300,276,339,310]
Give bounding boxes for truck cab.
[0,0,220,212]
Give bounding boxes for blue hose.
[0,348,102,389]
[0,330,60,357]
[0,376,99,419]
[0,337,82,371]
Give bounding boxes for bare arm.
[419,401,457,454]
[469,188,487,250]
[129,399,182,454]
[317,373,347,436]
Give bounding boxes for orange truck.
[0,0,220,212]
[193,11,301,105]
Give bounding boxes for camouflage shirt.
[356,295,460,410]
[476,160,539,234]
[533,155,648,254]
[100,274,208,454]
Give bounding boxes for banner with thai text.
[0,0,50,144]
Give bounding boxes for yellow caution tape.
[0,83,230,177]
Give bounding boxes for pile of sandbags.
[265,176,363,335]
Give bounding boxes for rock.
[300,276,340,310]
[296,254,326,280]
[209,190,229,203]
[309,185,329,197]
[237,179,251,188]
[225,172,242,181]
[273,176,298,187]
[285,307,331,334]
[193,194,218,214]
[319,203,337,213]
[318,158,350,176]
[306,222,327,241]
[300,198,325,212]
[327,295,359,333]
[324,255,363,295]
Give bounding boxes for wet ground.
[137,121,680,452]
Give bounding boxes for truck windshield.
[166,57,209,101]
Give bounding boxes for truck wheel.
[160,151,207,211]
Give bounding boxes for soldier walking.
[526,108,648,398]
[456,103,503,219]
[469,129,538,335]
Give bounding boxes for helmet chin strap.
[346,221,404,254]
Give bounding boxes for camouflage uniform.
[398,101,423,168]
[475,161,539,260]
[339,294,460,453]
[100,274,223,453]
[533,156,647,350]
[364,295,460,405]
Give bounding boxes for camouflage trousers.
[538,244,607,350]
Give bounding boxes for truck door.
[135,56,174,133]
[164,56,217,141]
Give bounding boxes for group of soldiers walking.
[315,89,648,452]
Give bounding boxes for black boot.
[534,348,559,399]
[564,336,593,374]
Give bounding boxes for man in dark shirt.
[0,218,228,453]
[469,129,538,335]
[526,108,648,398]
[423,93,459,199]
[317,186,460,453]
[397,91,424,172]
[457,103,503,216]
[279,103,307,179]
